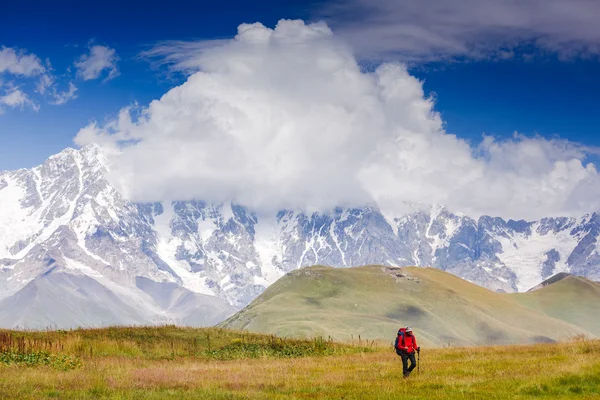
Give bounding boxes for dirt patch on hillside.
[381,267,420,284]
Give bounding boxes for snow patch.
[330,220,347,266]
[70,203,111,266]
[153,202,174,238]
[253,215,284,284]
[221,203,234,223]
[378,207,398,236]
[197,217,217,242]
[62,256,103,278]
[155,238,214,296]
[0,176,38,258]
[495,222,579,291]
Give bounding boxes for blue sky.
[1,0,600,172]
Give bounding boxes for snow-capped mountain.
[0,146,235,328]
[1,145,599,327]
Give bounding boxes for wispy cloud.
[49,82,78,105]
[36,73,54,94]
[75,45,119,81]
[140,39,229,73]
[316,0,600,62]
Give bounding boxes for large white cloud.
[75,20,600,219]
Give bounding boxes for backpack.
[394,328,406,350]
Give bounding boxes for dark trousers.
[400,352,417,376]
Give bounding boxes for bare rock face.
[1,146,599,328]
[380,266,420,284]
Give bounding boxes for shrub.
[0,351,82,370]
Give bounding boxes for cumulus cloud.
[75,20,600,219]
[75,45,119,81]
[317,0,600,62]
[0,46,78,111]
[0,88,39,112]
[0,46,49,106]
[0,47,45,76]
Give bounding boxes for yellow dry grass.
[0,327,598,399]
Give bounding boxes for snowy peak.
[0,144,109,260]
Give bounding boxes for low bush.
[0,351,82,370]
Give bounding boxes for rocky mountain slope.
[1,145,599,328]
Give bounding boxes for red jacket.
[400,333,418,354]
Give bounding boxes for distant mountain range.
[222,265,600,344]
[1,145,599,328]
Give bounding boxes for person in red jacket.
[399,326,420,377]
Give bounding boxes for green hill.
[513,275,600,336]
[221,265,594,346]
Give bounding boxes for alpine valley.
[1,145,599,329]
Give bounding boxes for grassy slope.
[513,276,600,336]
[0,326,599,399]
[222,265,591,346]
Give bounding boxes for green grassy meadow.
[0,326,599,399]
[514,275,600,336]
[222,266,594,346]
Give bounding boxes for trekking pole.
[418,350,420,374]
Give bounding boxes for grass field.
[0,326,599,399]
[514,275,600,336]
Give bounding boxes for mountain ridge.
[527,272,573,291]
[1,145,600,328]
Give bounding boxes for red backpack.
[394,328,406,350]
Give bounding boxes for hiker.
[395,326,420,377]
